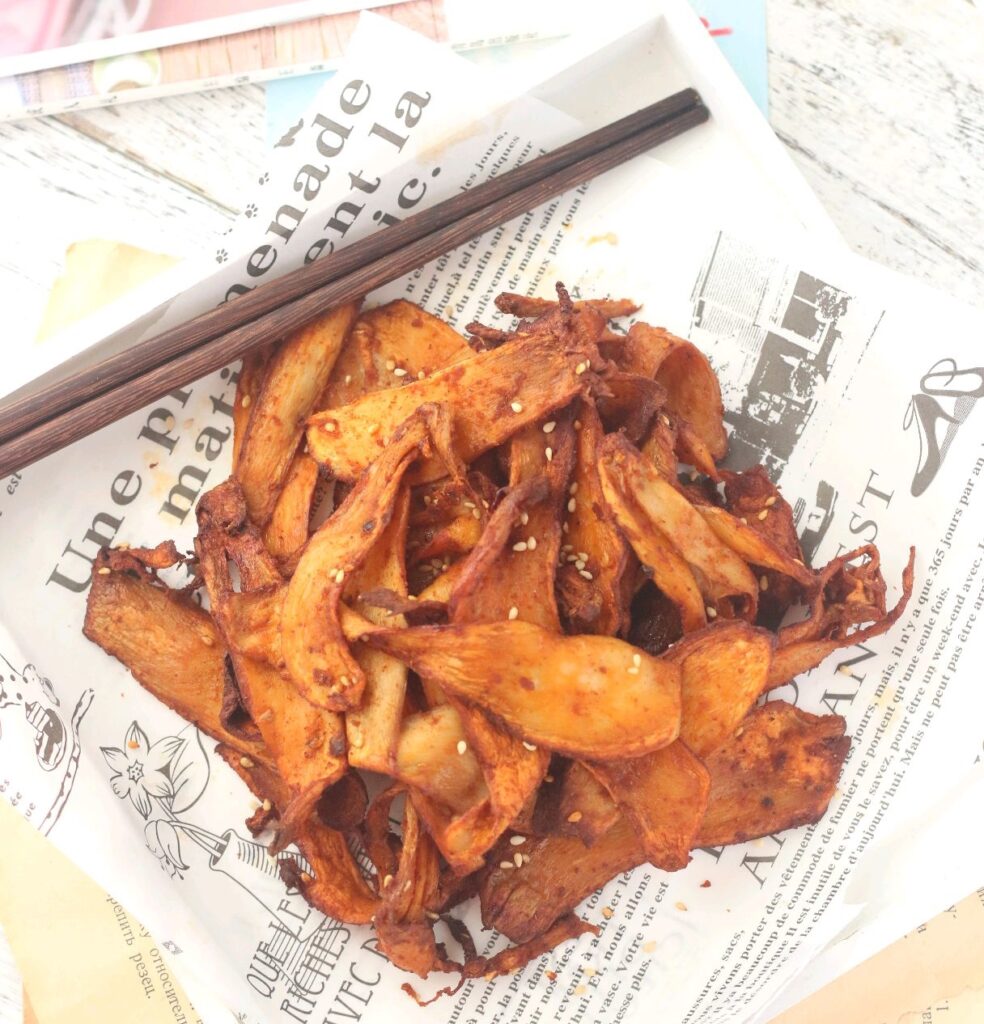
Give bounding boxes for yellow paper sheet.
[772,890,984,1023]
[0,799,201,1024]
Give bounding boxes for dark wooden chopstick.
[0,94,708,478]
[0,88,704,445]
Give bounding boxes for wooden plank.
[768,0,984,307]
[56,85,268,214]
[0,114,236,339]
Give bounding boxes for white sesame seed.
[472,508,481,519]
[335,569,345,583]
[578,551,589,561]
[561,544,573,552]
[482,500,490,509]
[575,362,588,375]
[514,852,524,867]
[661,414,671,427]
[562,522,570,534]
[575,560,586,570]
[580,570,594,580]
[344,374,352,384]
[324,421,337,432]
[570,482,579,495]
[383,874,393,887]
[511,401,524,413]
[758,509,769,521]
[97,567,112,575]
[838,664,854,676]
[759,576,769,591]
[456,740,468,755]
[545,774,555,783]
[385,359,396,371]
[706,606,718,619]
[527,536,537,551]
[239,756,254,768]
[567,811,583,823]
[522,853,530,864]
[545,447,553,462]
[520,511,529,525]
[627,666,639,676]
[568,498,577,513]
[522,741,537,751]
[463,500,476,508]
[765,496,777,507]
[499,861,514,870]
[632,653,642,667]
[508,606,519,620]
[393,367,407,377]
[510,835,527,846]
[542,421,557,434]
[417,371,426,380]
[262,799,272,811]
[739,517,748,525]
[574,420,582,430]
[513,541,528,552]
[241,394,252,409]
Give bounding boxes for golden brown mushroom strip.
[232,344,274,470]
[453,914,598,985]
[395,705,489,814]
[263,453,320,563]
[695,702,849,847]
[83,550,270,769]
[696,505,815,587]
[196,481,347,843]
[451,413,574,628]
[494,293,639,319]
[437,417,574,867]
[587,742,709,871]
[667,620,776,757]
[555,622,773,858]
[366,621,681,760]
[369,790,453,979]
[214,744,379,925]
[306,304,604,482]
[344,485,411,774]
[480,819,643,943]
[563,400,632,636]
[599,433,758,618]
[320,299,472,410]
[534,761,621,846]
[237,301,360,525]
[598,443,706,632]
[483,703,850,942]
[282,408,437,710]
[621,322,727,460]
[767,547,914,690]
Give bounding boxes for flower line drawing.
[101,721,210,878]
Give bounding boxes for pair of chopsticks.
[0,88,708,478]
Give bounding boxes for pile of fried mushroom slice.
[83,285,914,1000]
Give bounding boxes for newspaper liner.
[1,15,983,1024]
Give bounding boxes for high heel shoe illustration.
[905,359,983,496]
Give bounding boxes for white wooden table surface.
[0,1,982,1020]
